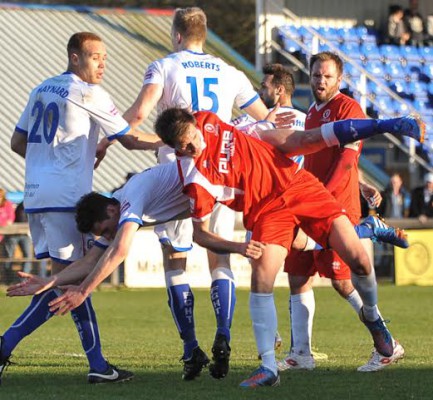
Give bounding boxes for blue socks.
[70,296,108,373]
[1,289,58,357]
[332,118,404,145]
[1,290,108,374]
[354,223,373,239]
[210,267,236,342]
[167,281,197,359]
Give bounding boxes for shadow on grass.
[1,364,432,400]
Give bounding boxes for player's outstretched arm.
[6,245,106,297]
[48,221,139,315]
[7,272,55,297]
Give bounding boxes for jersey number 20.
[29,101,59,144]
[186,77,219,113]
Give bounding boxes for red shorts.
[283,210,360,280]
[284,248,352,280]
[250,169,345,250]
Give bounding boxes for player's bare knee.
[332,279,354,297]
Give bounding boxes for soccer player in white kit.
[121,7,269,380]
[1,32,157,385]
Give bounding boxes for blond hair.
[172,7,207,44]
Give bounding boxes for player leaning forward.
[154,107,423,388]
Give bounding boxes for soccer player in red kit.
[154,107,422,387]
[280,52,404,373]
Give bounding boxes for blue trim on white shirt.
[118,217,143,227]
[25,207,76,213]
[184,49,207,56]
[94,241,109,249]
[239,94,260,109]
[15,126,28,135]
[108,126,131,141]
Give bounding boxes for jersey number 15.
[186,77,219,113]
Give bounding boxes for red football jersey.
[304,92,365,220]
[177,111,300,231]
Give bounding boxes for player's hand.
[242,240,265,259]
[275,110,297,129]
[48,285,87,315]
[94,139,111,169]
[6,272,54,297]
[264,103,280,124]
[359,182,382,207]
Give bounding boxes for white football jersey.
[144,50,260,164]
[231,106,306,167]
[113,162,189,227]
[15,72,130,212]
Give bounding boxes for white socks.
[290,290,315,355]
[250,292,278,374]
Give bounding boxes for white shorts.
[28,212,93,263]
[154,219,194,252]
[154,203,235,252]
[209,203,235,240]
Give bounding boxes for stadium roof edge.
[0,3,174,16]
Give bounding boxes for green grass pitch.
[1,285,433,399]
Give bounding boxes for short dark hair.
[309,51,343,77]
[67,32,102,57]
[154,107,196,148]
[262,63,295,96]
[75,192,119,233]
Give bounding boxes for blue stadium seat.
[419,46,433,64]
[385,62,406,81]
[423,64,433,81]
[356,26,376,44]
[406,62,423,82]
[399,45,421,63]
[427,81,433,97]
[389,79,412,99]
[412,98,431,113]
[360,43,381,62]
[279,25,302,40]
[380,45,402,62]
[365,60,385,78]
[393,100,411,115]
[340,42,362,61]
[317,26,340,42]
[318,40,341,53]
[367,79,389,97]
[344,62,362,78]
[374,96,396,117]
[408,81,429,100]
[337,27,359,43]
[281,36,302,53]
[298,26,314,42]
